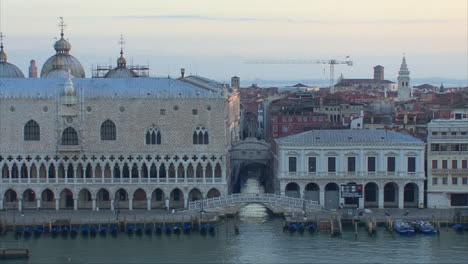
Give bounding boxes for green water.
[1,217,467,264]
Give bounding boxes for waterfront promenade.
[0,207,460,226]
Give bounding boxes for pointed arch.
[39,164,47,178]
[76,163,84,178]
[59,188,74,209]
[1,164,9,179]
[113,164,121,178]
[57,163,65,178]
[145,127,161,145]
[24,120,40,141]
[114,188,129,209]
[150,163,157,178]
[20,164,28,178]
[66,163,74,178]
[96,188,111,209]
[168,163,176,178]
[214,163,222,178]
[177,163,185,178]
[169,188,184,208]
[30,164,38,179]
[48,164,56,178]
[131,163,139,178]
[151,188,165,209]
[187,164,194,178]
[207,188,221,198]
[100,120,116,140]
[41,188,55,209]
[189,188,203,201]
[23,189,36,209]
[104,163,111,178]
[159,164,166,178]
[196,163,203,178]
[205,163,213,178]
[95,164,102,178]
[133,188,147,209]
[141,163,148,178]
[122,163,130,178]
[78,188,92,209]
[4,189,18,209]
[11,164,19,178]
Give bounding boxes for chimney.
[180,68,185,78]
[29,60,38,78]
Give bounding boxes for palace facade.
[275,130,425,209]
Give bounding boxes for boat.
[200,223,207,234]
[15,227,24,236]
[24,227,33,237]
[100,225,107,235]
[155,224,163,234]
[0,248,30,259]
[126,225,134,234]
[71,226,79,236]
[289,222,299,232]
[51,225,60,236]
[412,220,437,235]
[145,225,152,235]
[298,223,305,233]
[61,225,69,235]
[34,226,43,236]
[173,224,181,234]
[90,226,98,236]
[81,225,89,235]
[307,223,317,233]
[208,223,215,233]
[183,223,191,233]
[135,226,143,235]
[110,225,118,235]
[394,220,414,235]
[165,224,172,234]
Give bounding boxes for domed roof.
[104,49,138,79]
[104,67,138,79]
[0,42,25,79]
[41,19,85,78]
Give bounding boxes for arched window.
[61,127,79,145]
[145,127,161,145]
[24,120,40,141]
[100,120,116,140]
[193,126,209,145]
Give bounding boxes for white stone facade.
[397,56,412,101]
[427,119,468,208]
[0,77,240,211]
[275,130,425,209]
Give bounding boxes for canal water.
[1,178,467,263]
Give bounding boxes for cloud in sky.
[105,15,453,25]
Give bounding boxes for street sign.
[341,184,363,198]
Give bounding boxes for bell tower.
[397,56,411,101]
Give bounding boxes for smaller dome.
[104,67,138,78]
[54,36,72,54]
[0,43,25,78]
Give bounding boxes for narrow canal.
[2,178,467,263]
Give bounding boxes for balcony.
[57,145,82,152]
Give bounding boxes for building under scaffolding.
[92,64,149,78]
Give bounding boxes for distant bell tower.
[231,76,240,89]
[397,56,411,101]
[373,65,384,81]
[29,60,38,78]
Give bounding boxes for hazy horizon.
[1,0,467,82]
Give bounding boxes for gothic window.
[100,120,116,140]
[61,127,79,145]
[193,126,209,145]
[145,127,161,145]
[24,120,40,141]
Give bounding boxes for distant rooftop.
[276,129,423,145]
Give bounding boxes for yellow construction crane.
[246,58,353,93]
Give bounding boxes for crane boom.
[245,59,353,93]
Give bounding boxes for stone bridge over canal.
[187,193,322,214]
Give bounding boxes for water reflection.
[239,178,269,220]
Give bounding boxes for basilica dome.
[0,43,25,78]
[41,29,85,78]
[104,49,138,79]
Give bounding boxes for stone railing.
[187,193,321,211]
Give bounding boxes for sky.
[2,0,467,84]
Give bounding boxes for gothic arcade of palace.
[0,26,240,211]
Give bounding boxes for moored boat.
[412,220,437,235]
[394,220,414,235]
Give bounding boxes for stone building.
[275,130,425,209]
[427,118,468,208]
[0,24,240,211]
